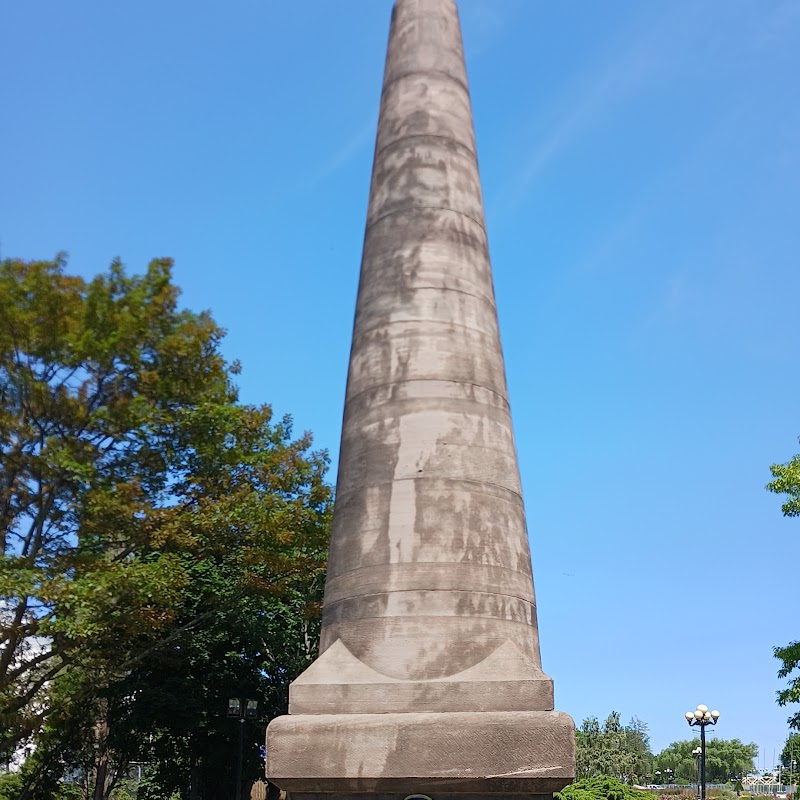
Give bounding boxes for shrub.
[557,777,657,800]
[0,772,24,800]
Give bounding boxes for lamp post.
[685,704,720,800]
[655,770,661,786]
[665,768,674,785]
[693,746,703,799]
[228,698,258,800]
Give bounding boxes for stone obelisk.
[266,0,575,796]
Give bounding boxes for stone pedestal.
[268,711,574,800]
[265,1,575,796]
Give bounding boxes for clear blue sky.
[2,0,798,766]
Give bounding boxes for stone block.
[267,710,575,799]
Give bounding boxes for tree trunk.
[93,750,109,800]
[190,759,202,800]
[92,707,110,800]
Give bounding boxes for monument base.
[266,710,574,799]
[288,639,555,715]
[283,795,559,800]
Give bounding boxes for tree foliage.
[654,739,757,784]
[0,256,331,799]
[776,641,800,731]
[556,776,654,800]
[767,441,800,731]
[780,731,800,782]
[767,443,800,517]
[576,713,653,785]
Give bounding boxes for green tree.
[654,739,757,784]
[767,442,800,730]
[624,718,654,784]
[776,640,800,731]
[0,256,331,799]
[781,732,800,783]
[0,771,24,800]
[556,776,654,800]
[767,443,800,517]
[575,713,653,784]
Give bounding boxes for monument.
[266,0,575,797]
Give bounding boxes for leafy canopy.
[767,443,800,517]
[576,712,653,785]
[654,738,756,784]
[767,439,800,730]
[556,776,654,800]
[780,731,800,783]
[0,256,331,799]
[777,645,800,731]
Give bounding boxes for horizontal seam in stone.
[326,561,532,576]
[356,283,497,317]
[327,567,533,591]
[324,588,536,607]
[334,475,523,501]
[366,204,486,236]
[380,67,469,97]
[274,713,560,724]
[343,377,510,409]
[352,313,500,344]
[325,565,534,589]
[322,610,534,624]
[364,214,488,251]
[373,132,475,163]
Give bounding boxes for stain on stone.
[267,0,574,792]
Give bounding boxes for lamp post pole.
[228,697,259,800]
[700,723,707,798]
[693,746,703,799]
[685,705,720,800]
[236,719,245,800]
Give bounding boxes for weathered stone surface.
[288,639,554,715]
[326,0,536,686]
[268,711,575,797]
[265,0,575,796]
